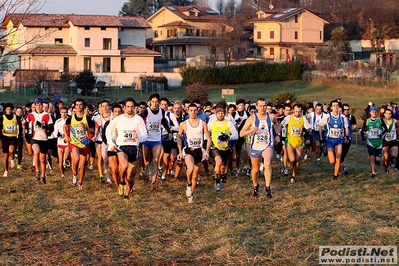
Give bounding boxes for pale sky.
[39,0,219,15]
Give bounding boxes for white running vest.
[146,108,163,142]
[185,119,203,149]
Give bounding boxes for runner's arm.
[239,115,255,138]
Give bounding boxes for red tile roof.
[251,8,327,23]
[158,21,192,28]
[67,15,123,27]
[150,6,227,22]
[1,13,69,29]
[120,46,161,56]
[18,45,77,55]
[119,16,150,28]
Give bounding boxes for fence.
[139,81,165,98]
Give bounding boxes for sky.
[39,0,219,15]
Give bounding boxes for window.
[294,31,298,39]
[58,27,62,30]
[103,57,111,72]
[257,31,261,39]
[295,15,298,23]
[55,38,63,44]
[167,29,177,37]
[84,38,90,47]
[270,47,274,55]
[84,57,91,71]
[189,11,195,16]
[101,27,106,30]
[84,26,90,30]
[118,39,121,46]
[121,58,126,72]
[45,27,49,30]
[211,30,216,37]
[270,31,274,39]
[103,38,111,50]
[154,30,158,38]
[196,29,200,36]
[320,30,322,40]
[201,29,210,37]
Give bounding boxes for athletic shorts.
[68,143,90,156]
[311,130,320,142]
[304,133,312,144]
[383,140,399,149]
[142,141,162,149]
[183,147,203,164]
[118,145,140,163]
[47,138,57,150]
[367,145,382,157]
[211,148,231,165]
[249,146,274,159]
[107,150,117,157]
[31,139,48,154]
[90,141,96,157]
[325,138,344,149]
[235,136,245,150]
[1,136,17,153]
[229,139,236,149]
[285,137,303,149]
[25,133,32,143]
[162,140,174,154]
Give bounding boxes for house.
[147,6,232,61]
[251,7,329,61]
[1,13,161,87]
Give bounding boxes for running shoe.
[72,175,77,185]
[385,169,389,174]
[161,176,166,183]
[252,184,259,197]
[61,174,65,179]
[3,171,8,177]
[118,184,124,196]
[221,174,227,183]
[276,154,281,159]
[123,195,130,204]
[187,195,194,203]
[88,164,94,170]
[35,172,40,181]
[100,175,105,183]
[170,169,175,176]
[290,177,296,183]
[17,164,22,170]
[332,175,338,181]
[343,166,349,175]
[40,176,46,184]
[216,183,221,192]
[303,154,308,160]
[10,159,15,168]
[371,172,376,178]
[236,168,241,177]
[266,186,273,198]
[106,181,112,188]
[186,185,192,197]
[157,167,163,178]
[283,169,289,177]
[78,181,83,190]
[196,175,201,185]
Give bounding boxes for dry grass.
[1,139,399,265]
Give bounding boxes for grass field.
[1,80,399,265]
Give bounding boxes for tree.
[119,0,195,17]
[370,27,385,51]
[329,27,351,61]
[74,70,96,96]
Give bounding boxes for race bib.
[123,129,137,143]
[368,128,380,138]
[281,127,287,137]
[291,127,302,137]
[385,132,396,141]
[148,122,160,132]
[256,132,269,144]
[188,138,202,148]
[328,128,341,138]
[5,124,16,133]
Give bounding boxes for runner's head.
[329,99,339,112]
[74,99,85,113]
[293,104,302,118]
[159,97,169,111]
[34,98,43,112]
[148,93,160,110]
[111,103,122,117]
[315,103,323,115]
[215,105,225,121]
[60,107,68,119]
[122,97,135,116]
[256,98,267,114]
[236,98,245,111]
[369,106,378,118]
[384,108,392,119]
[188,103,198,119]
[4,103,14,115]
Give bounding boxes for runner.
[341,103,357,175]
[309,103,326,163]
[232,99,250,177]
[171,101,184,180]
[64,99,94,189]
[240,98,280,198]
[25,98,54,183]
[177,103,211,203]
[280,104,312,183]
[0,103,20,177]
[208,105,238,191]
[381,108,398,173]
[140,93,172,191]
[106,98,147,202]
[280,104,292,177]
[53,107,70,178]
[14,107,25,170]
[319,100,349,180]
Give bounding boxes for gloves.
[36,121,43,128]
[218,133,230,142]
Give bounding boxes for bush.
[272,91,297,105]
[185,82,208,104]
[181,61,302,85]
[74,70,96,96]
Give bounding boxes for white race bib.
[328,128,341,138]
[291,127,302,137]
[188,138,202,148]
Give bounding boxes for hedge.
[181,61,302,85]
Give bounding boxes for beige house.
[1,13,161,86]
[251,7,328,60]
[147,6,231,61]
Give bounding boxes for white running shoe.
[276,154,281,159]
[188,195,194,203]
[186,185,192,197]
[72,175,77,185]
[3,171,8,177]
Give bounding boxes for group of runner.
[1,95,398,203]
